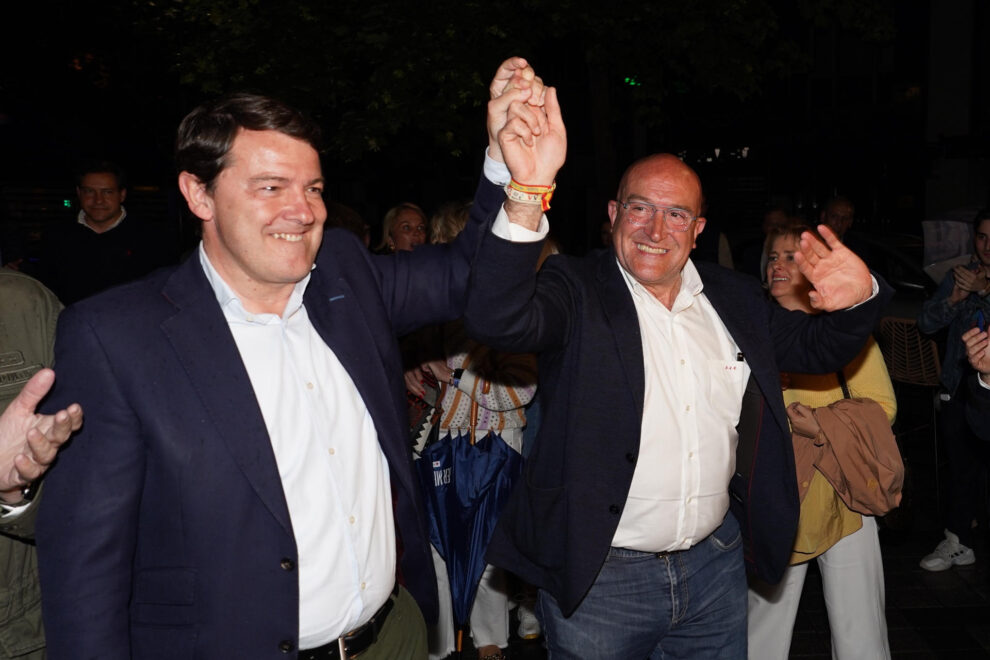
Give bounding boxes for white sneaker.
[516,602,541,640]
[919,529,976,571]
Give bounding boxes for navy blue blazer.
[967,375,990,442]
[464,234,893,616]
[36,178,503,659]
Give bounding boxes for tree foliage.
[133,0,893,163]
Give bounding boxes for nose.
[285,188,320,225]
[645,212,669,242]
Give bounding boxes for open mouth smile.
[636,244,669,255]
[272,233,304,242]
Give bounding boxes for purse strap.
[836,370,851,400]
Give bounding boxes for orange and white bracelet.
[505,179,556,211]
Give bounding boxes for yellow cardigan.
[784,337,896,564]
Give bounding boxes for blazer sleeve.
[463,227,575,354]
[377,174,505,337]
[769,275,894,376]
[36,305,145,659]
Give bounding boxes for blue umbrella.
[416,426,523,650]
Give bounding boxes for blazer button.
[625,452,635,463]
[279,640,294,653]
[280,558,295,571]
[609,504,620,514]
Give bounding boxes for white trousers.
[427,546,509,659]
[747,515,890,660]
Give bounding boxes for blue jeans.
[537,512,747,660]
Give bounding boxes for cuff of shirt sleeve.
[491,206,549,242]
[844,275,880,310]
[484,149,511,187]
[0,500,31,519]
[979,373,990,390]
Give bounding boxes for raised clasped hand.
[794,224,872,311]
[487,57,547,164]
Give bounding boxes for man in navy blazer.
[464,84,892,658]
[36,59,544,659]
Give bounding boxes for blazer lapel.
[596,254,646,423]
[303,265,416,499]
[159,257,294,535]
[698,267,788,433]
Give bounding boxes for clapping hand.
[962,326,990,383]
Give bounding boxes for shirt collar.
[617,257,705,309]
[77,206,127,232]
[197,242,311,323]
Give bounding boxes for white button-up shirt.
[200,246,395,649]
[611,259,750,551]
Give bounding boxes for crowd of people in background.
[0,55,987,660]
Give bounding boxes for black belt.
[299,583,400,660]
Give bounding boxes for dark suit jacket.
[967,374,990,442]
[464,235,892,616]
[35,178,502,659]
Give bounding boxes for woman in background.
[747,224,895,660]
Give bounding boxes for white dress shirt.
[611,260,749,551]
[199,246,395,648]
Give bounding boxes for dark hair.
[75,160,126,190]
[175,93,322,189]
[974,208,990,230]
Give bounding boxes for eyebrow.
[625,194,690,210]
[247,175,325,187]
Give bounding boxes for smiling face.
[766,233,813,311]
[607,155,706,307]
[389,208,427,251]
[181,128,326,315]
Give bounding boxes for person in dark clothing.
[39,161,173,304]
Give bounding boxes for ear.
[691,216,707,249]
[178,172,215,222]
[119,187,127,204]
[607,200,619,227]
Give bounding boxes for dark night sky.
[1,1,986,262]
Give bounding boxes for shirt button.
[349,516,356,524]
[306,382,314,390]
[280,558,295,571]
[360,582,367,590]
[680,359,686,365]
[279,640,294,653]
[685,405,691,412]
[329,448,335,455]
[688,451,694,459]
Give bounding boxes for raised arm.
[793,224,873,311]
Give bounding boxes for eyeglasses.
[616,201,697,232]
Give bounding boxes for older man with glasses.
[464,86,892,656]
